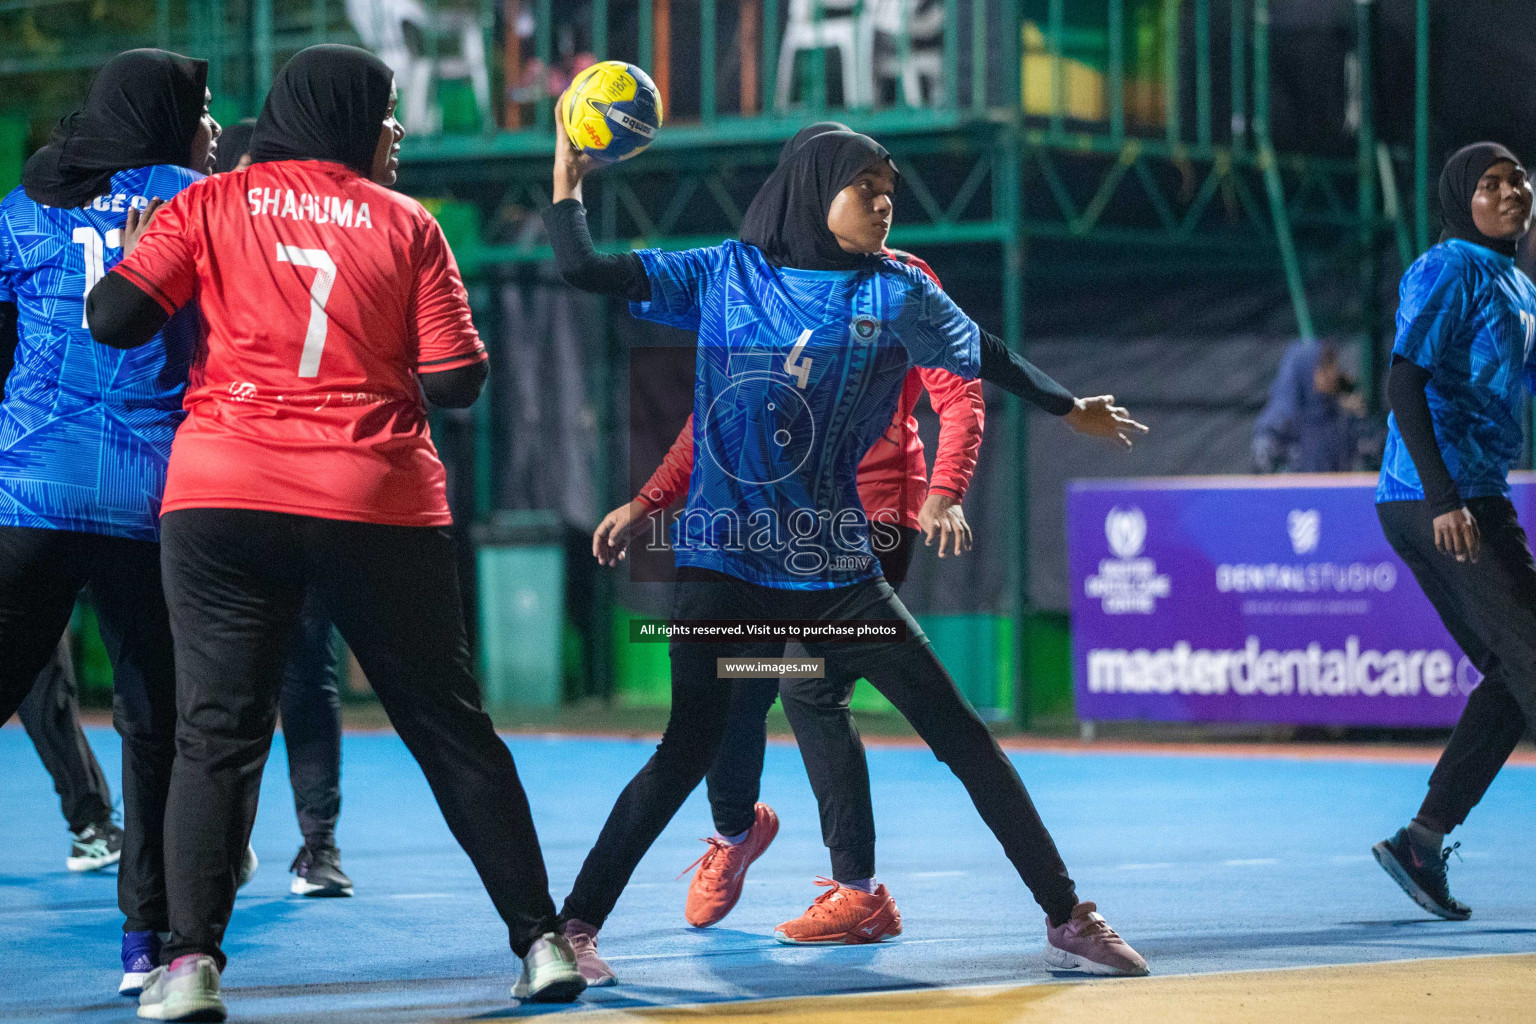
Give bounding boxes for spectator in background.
[1252,339,1364,473]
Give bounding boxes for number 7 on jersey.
[275,243,336,377]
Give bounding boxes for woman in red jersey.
[88,45,583,1020]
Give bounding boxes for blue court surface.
[2,725,1534,1022]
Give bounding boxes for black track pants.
[158,508,560,968]
[561,567,1078,929]
[1378,497,1536,832]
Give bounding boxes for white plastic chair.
[775,0,870,110]
[345,0,491,133]
[869,0,945,107]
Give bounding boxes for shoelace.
[1070,904,1121,941]
[1077,916,1121,940]
[1442,841,1463,866]
[802,877,851,920]
[678,836,733,881]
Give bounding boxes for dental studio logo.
[1085,506,1171,614]
[1214,508,1397,595]
[1287,508,1320,555]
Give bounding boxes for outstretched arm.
[978,329,1148,449]
[978,328,1074,414]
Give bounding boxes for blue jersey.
[633,241,979,589]
[0,167,201,540]
[1376,239,1536,505]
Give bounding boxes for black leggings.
[279,591,343,848]
[561,568,1078,929]
[0,525,176,934]
[1378,497,1536,832]
[704,526,919,879]
[158,508,560,968]
[18,635,114,833]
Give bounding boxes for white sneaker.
[236,846,257,890]
[511,932,587,1003]
[137,955,226,1021]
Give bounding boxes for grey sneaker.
[289,844,354,897]
[137,955,226,1021]
[67,820,123,872]
[236,846,257,890]
[1044,901,1149,976]
[1373,827,1472,920]
[511,932,587,1003]
[564,918,617,986]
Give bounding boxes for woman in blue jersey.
[1371,142,1536,920]
[0,49,218,997]
[544,124,1150,979]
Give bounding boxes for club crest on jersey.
[850,315,881,343]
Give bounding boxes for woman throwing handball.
[1372,142,1536,921]
[88,45,583,1020]
[544,118,1150,981]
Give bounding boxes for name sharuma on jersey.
[247,187,374,229]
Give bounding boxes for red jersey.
[636,250,985,528]
[112,160,485,526]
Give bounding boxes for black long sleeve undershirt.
[420,360,488,408]
[545,198,651,302]
[979,329,1076,415]
[545,198,1075,414]
[1,301,17,393]
[88,271,169,350]
[1387,354,1462,517]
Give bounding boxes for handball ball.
[561,61,664,164]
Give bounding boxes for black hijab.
[213,118,258,174]
[777,121,851,163]
[21,49,207,209]
[1439,141,1524,258]
[248,45,394,178]
[740,129,896,271]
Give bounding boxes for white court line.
[386,893,454,900]
[1116,862,1175,871]
[1223,858,1281,867]
[908,870,966,878]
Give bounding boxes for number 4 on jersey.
[784,329,813,389]
[276,243,336,377]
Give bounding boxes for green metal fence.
[0,0,1437,720]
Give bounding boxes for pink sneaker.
[683,803,779,927]
[1044,901,1149,976]
[563,918,617,987]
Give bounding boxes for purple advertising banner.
[1067,473,1536,727]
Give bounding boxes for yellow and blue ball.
[561,61,664,164]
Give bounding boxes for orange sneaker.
[683,802,779,927]
[773,878,903,945]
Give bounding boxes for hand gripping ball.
[561,61,664,164]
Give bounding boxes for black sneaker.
[289,843,354,897]
[67,820,123,872]
[1372,827,1471,920]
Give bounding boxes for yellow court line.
[564,953,1536,1024]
